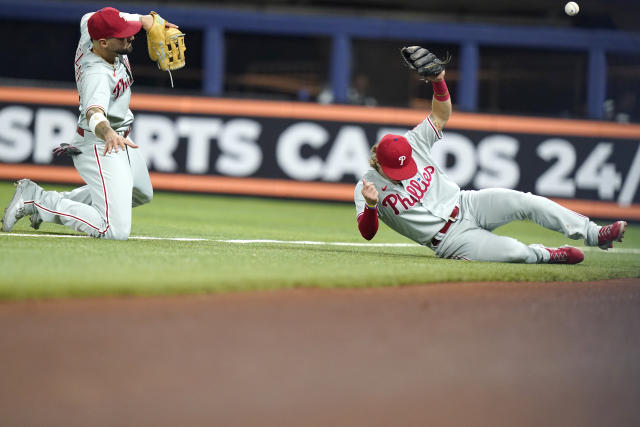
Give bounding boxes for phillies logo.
[112,75,132,100]
[398,155,406,166]
[382,166,435,215]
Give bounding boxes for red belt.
[77,126,130,138]
[431,206,460,247]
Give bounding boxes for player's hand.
[401,46,450,80]
[103,131,138,155]
[361,179,379,206]
[425,70,445,83]
[140,14,179,31]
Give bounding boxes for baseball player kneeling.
[1,7,184,239]
[354,46,627,264]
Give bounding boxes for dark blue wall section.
[2,0,640,118]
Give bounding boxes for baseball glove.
[147,11,186,72]
[400,46,451,78]
[53,143,81,157]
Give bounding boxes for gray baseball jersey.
[24,10,152,240]
[354,115,601,263]
[75,12,137,133]
[354,116,459,246]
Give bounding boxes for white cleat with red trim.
[1,179,37,232]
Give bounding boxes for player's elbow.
[432,111,451,129]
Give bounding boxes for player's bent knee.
[105,228,131,241]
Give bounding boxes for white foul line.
[1,232,639,253]
[0,233,416,247]
[218,239,417,247]
[0,233,208,242]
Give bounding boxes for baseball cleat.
[1,179,37,232]
[546,246,584,264]
[598,221,627,250]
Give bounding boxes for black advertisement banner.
[1,103,639,205]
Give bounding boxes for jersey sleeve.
[354,181,379,240]
[404,115,443,156]
[78,13,94,54]
[78,71,111,116]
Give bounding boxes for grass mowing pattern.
[0,182,638,299]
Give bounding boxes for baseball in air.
[565,2,580,16]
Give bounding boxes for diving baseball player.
[354,46,627,264]
[1,7,180,239]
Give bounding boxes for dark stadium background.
[2,0,639,122]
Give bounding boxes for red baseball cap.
[88,7,142,40]
[376,134,418,181]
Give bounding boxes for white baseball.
[565,2,579,16]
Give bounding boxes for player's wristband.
[88,112,109,133]
[432,80,450,102]
[365,202,377,209]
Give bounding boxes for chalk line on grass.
[219,239,416,247]
[0,233,208,242]
[1,232,639,254]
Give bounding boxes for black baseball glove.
[53,143,81,157]
[401,46,451,78]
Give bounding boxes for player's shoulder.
[361,167,379,179]
[357,168,386,188]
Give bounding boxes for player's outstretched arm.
[139,14,179,31]
[400,46,452,131]
[426,70,452,131]
[86,107,139,155]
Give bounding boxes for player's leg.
[59,186,93,205]
[436,225,546,263]
[46,144,150,207]
[73,145,133,240]
[30,145,152,229]
[10,179,104,237]
[44,145,150,208]
[434,220,582,264]
[27,146,132,239]
[127,143,153,207]
[462,189,600,247]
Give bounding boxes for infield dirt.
[1,278,639,427]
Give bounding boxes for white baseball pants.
[31,136,152,240]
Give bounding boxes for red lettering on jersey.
[74,48,84,82]
[398,194,418,210]
[381,166,435,216]
[112,75,133,100]
[382,194,401,215]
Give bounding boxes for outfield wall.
[1,86,639,220]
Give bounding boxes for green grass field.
[0,181,638,299]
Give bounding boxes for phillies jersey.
[354,115,460,246]
[74,12,138,134]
